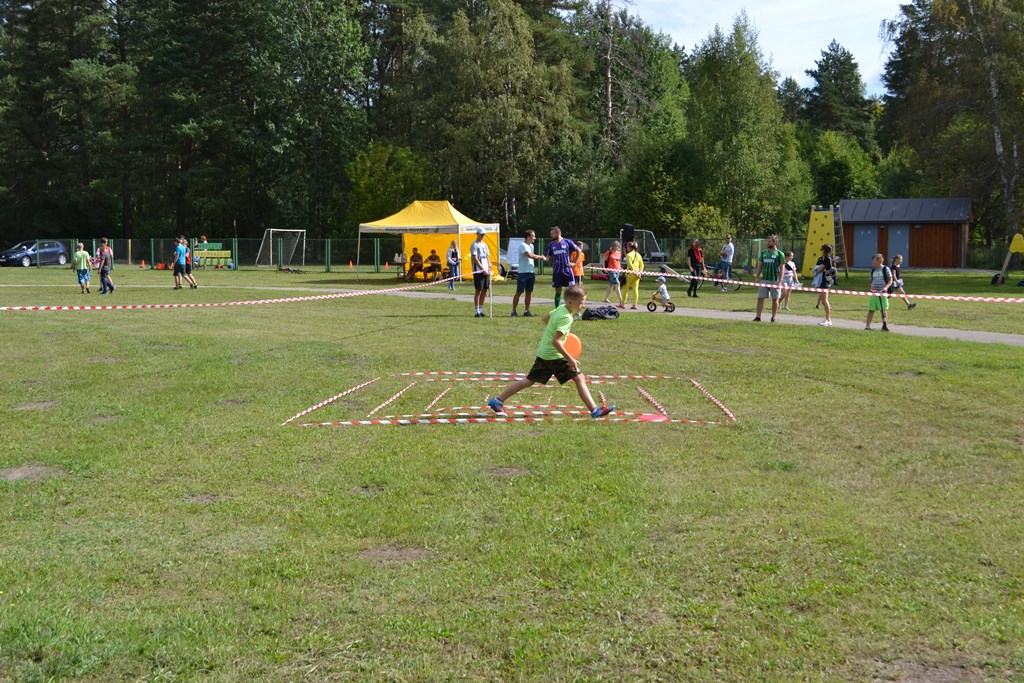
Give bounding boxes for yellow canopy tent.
[357,201,500,280]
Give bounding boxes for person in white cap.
[470,227,491,317]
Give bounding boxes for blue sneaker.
[487,397,505,414]
[591,404,615,418]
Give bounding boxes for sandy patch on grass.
[220,398,245,406]
[15,400,58,410]
[1,464,68,482]
[873,659,972,682]
[91,415,121,423]
[486,466,531,477]
[356,546,431,563]
[352,485,383,496]
[92,357,119,363]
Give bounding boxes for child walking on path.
[488,285,615,419]
[889,254,917,310]
[73,243,91,294]
[865,253,894,332]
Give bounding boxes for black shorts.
[173,263,186,276]
[526,356,579,385]
[473,272,490,291]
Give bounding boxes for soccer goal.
[255,229,306,268]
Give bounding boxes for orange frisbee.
[563,332,582,359]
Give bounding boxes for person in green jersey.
[488,285,615,419]
[753,234,785,322]
[72,242,92,294]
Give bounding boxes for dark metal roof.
[839,198,972,224]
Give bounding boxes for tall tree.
[804,39,876,155]
[686,13,810,235]
[411,0,577,231]
[881,0,1024,241]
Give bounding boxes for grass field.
[1,267,1023,681]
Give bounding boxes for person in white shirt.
[511,230,548,317]
[716,234,735,292]
[470,228,492,317]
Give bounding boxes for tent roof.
[359,200,499,234]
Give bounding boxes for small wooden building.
[839,198,972,268]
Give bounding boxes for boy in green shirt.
[488,285,614,418]
[72,242,92,294]
[753,234,785,322]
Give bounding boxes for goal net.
[255,229,306,268]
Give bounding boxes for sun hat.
[656,276,665,283]
[476,227,485,235]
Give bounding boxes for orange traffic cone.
[349,260,353,269]
[384,261,389,270]
[140,259,146,269]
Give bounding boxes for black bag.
[581,305,619,320]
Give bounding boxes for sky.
[626,0,905,96]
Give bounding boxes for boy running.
[488,284,614,419]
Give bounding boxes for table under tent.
[357,201,500,281]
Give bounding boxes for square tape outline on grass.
[284,371,737,427]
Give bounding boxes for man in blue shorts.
[545,226,578,308]
[511,229,548,317]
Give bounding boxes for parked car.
[0,240,71,267]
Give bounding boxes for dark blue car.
[0,240,71,267]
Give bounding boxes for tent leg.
[356,233,361,282]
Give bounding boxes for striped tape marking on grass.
[636,385,670,417]
[299,412,723,427]
[690,379,737,423]
[366,381,417,417]
[281,376,381,426]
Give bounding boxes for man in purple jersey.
[545,226,578,309]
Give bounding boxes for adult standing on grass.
[471,228,491,318]
[446,240,460,290]
[511,229,547,317]
[602,241,623,305]
[545,226,578,309]
[686,238,707,298]
[753,234,784,322]
[813,244,836,326]
[716,234,734,292]
[865,253,894,332]
[623,241,644,310]
[97,237,115,295]
[73,242,91,294]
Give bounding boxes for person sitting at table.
[426,249,442,280]
[405,247,424,281]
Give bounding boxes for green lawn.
[1,267,1022,681]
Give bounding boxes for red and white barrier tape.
[423,387,452,413]
[299,412,723,427]
[636,385,670,417]
[281,376,381,426]
[690,379,736,423]
[586,265,1024,304]
[1,270,470,312]
[366,381,416,417]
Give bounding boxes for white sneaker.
[818,320,832,326]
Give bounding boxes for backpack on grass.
[581,305,619,320]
